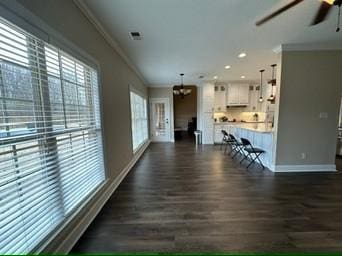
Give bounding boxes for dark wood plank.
[72,138,342,253]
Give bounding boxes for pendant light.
[268,64,277,102]
[173,73,191,99]
[259,69,265,103]
[336,1,341,32]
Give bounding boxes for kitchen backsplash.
[214,109,266,122]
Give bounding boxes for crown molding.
[273,43,342,53]
[73,0,147,85]
[272,45,282,54]
[147,84,173,88]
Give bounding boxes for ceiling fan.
[256,0,342,32]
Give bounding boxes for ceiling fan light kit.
[256,0,342,32]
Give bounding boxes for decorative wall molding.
[273,43,342,53]
[272,45,282,54]
[271,164,337,172]
[147,85,173,88]
[47,140,151,253]
[73,0,147,85]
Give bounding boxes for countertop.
[214,121,267,125]
[236,124,274,133]
[214,122,274,133]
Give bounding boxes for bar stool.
[220,130,230,151]
[240,138,265,169]
[228,134,244,158]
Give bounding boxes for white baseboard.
[271,164,337,173]
[50,140,151,253]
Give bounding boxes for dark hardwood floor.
[72,138,342,253]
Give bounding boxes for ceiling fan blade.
[311,1,333,25]
[256,0,304,26]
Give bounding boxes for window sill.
[133,139,149,155]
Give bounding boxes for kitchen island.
[214,122,274,170]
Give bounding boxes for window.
[130,91,148,151]
[0,17,105,254]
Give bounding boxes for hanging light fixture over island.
[268,64,277,103]
[259,69,265,103]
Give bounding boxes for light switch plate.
[319,112,328,119]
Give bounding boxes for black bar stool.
[228,134,244,158]
[240,138,265,169]
[220,130,230,151]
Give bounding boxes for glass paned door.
[150,98,170,142]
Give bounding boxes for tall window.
[130,91,148,151]
[0,18,105,254]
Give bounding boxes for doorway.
[150,98,171,142]
[173,86,197,142]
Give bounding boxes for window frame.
[129,87,148,153]
[0,5,109,253]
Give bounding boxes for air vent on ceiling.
[130,32,142,40]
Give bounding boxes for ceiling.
[80,0,342,86]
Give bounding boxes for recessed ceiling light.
[225,65,231,69]
[238,52,247,58]
[241,75,245,79]
[213,76,218,79]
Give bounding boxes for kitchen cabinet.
[201,83,214,144]
[226,84,239,105]
[214,85,226,112]
[202,83,215,113]
[248,85,259,112]
[226,84,249,106]
[238,85,249,105]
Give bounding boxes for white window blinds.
[0,17,105,254]
[130,91,148,151]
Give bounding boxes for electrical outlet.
[301,153,307,159]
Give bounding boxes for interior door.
[150,98,170,142]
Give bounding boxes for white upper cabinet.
[200,83,215,144]
[248,85,259,112]
[202,83,215,113]
[226,84,250,106]
[214,85,226,112]
[238,85,249,105]
[226,84,239,105]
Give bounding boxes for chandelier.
[173,73,191,98]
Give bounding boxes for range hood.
[226,105,248,108]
